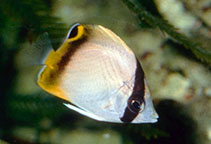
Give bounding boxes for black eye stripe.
[120,107,138,123]
[68,23,80,39]
[120,58,145,123]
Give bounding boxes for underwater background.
[0,0,211,143]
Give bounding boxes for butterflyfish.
[37,23,158,123]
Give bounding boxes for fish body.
[37,23,158,123]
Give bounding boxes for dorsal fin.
[19,32,54,66]
[34,32,55,65]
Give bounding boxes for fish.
[37,23,158,123]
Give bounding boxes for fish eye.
[129,100,144,113]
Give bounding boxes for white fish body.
[37,23,158,123]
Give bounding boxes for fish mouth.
[143,116,159,123]
[150,112,159,123]
[150,117,158,123]
[152,111,159,119]
[131,111,159,123]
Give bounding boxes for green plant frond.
[0,0,68,49]
[122,0,211,64]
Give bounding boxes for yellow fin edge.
[38,79,70,102]
[37,25,85,102]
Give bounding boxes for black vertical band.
[120,58,145,123]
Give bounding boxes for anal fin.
[63,103,104,121]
